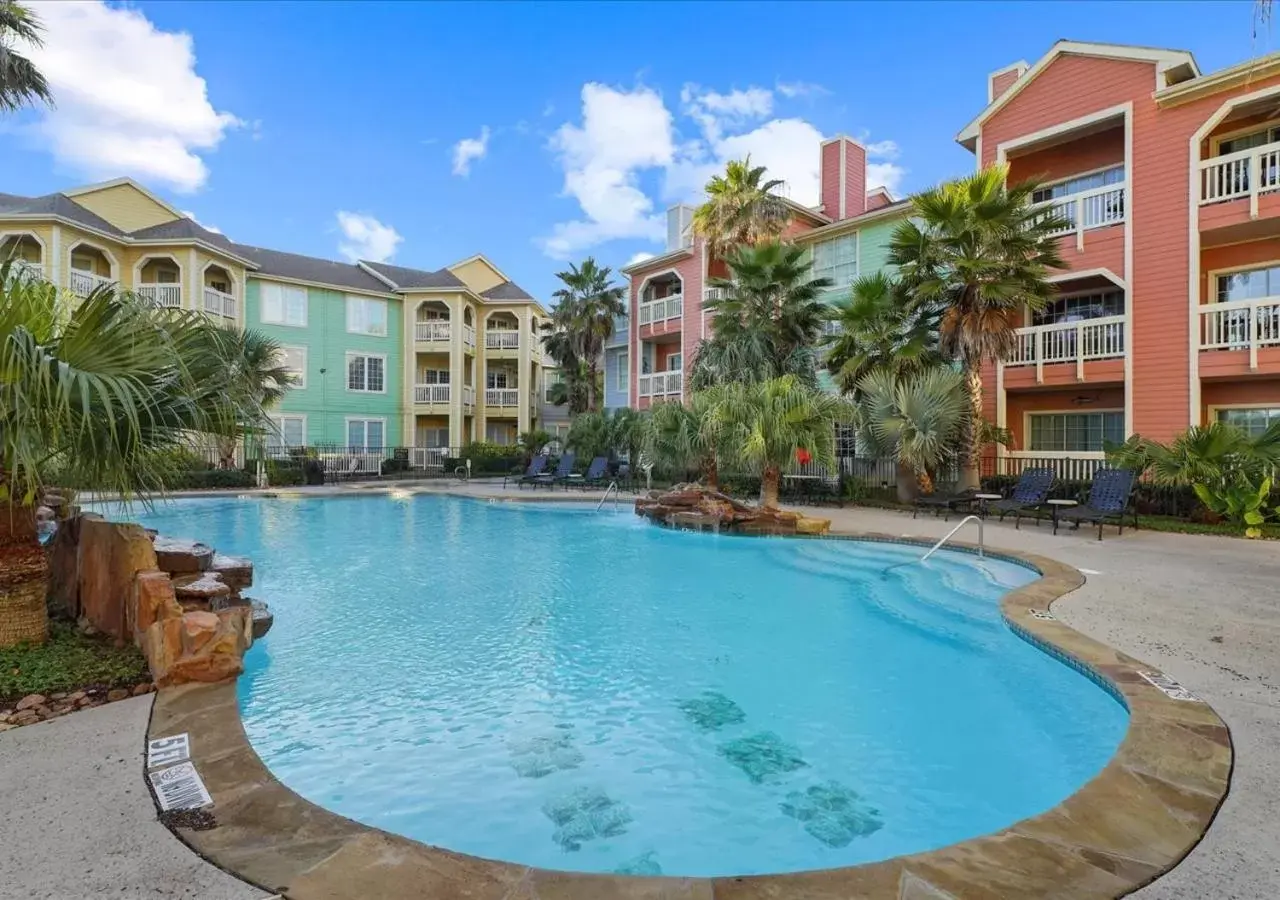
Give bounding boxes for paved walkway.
[4,488,1278,897]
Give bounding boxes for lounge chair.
[913,487,980,521]
[1053,468,1138,541]
[535,452,575,489]
[506,455,547,489]
[986,468,1055,529]
[565,456,608,490]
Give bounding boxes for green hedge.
[447,442,526,476]
[167,468,254,490]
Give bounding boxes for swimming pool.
[123,494,1126,878]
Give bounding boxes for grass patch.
[1134,515,1280,539]
[0,621,148,703]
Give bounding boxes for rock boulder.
[635,485,830,536]
[77,519,158,640]
[152,537,214,575]
[210,554,253,594]
[142,607,252,688]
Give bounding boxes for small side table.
[1046,498,1078,531]
[974,493,1003,518]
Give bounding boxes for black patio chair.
[540,452,576,489]
[913,487,981,521]
[506,455,547,489]
[1053,468,1138,541]
[987,468,1055,529]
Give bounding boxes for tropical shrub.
[1194,477,1274,538]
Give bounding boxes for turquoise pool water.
[120,494,1126,877]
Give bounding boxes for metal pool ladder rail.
[596,481,620,513]
[883,514,984,577]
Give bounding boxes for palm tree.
[544,258,626,412]
[1,1,53,113]
[825,272,942,395]
[196,326,297,468]
[706,375,853,508]
[889,164,1065,486]
[855,366,968,502]
[692,157,791,254]
[645,394,721,488]
[690,241,832,390]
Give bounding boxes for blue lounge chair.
[565,456,608,490]
[535,452,575,489]
[507,455,547,489]
[986,468,1055,529]
[1053,468,1138,541]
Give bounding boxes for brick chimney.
[819,136,866,222]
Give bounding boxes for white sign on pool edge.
[149,762,213,811]
[1139,671,1200,702]
[147,733,191,770]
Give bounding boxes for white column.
[50,226,61,288]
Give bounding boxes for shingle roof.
[129,218,238,252]
[228,243,392,293]
[361,261,466,290]
[481,280,534,301]
[0,191,128,237]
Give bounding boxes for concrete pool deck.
[4,487,1277,897]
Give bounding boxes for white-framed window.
[1217,125,1280,156]
[544,368,563,402]
[260,282,308,327]
[812,233,858,291]
[1216,264,1280,303]
[417,426,449,449]
[667,352,683,372]
[417,368,449,385]
[487,369,510,389]
[346,418,385,449]
[613,352,629,393]
[70,253,96,273]
[1218,407,1280,436]
[346,296,388,336]
[346,353,386,393]
[278,346,307,389]
[1028,411,1124,452]
[1032,166,1126,203]
[486,423,515,445]
[1033,290,1125,326]
[266,414,307,451]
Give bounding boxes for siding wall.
[64,184,178,232]
[245,278,404,445]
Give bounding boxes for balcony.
[464,324,476,348]
[415,321,450,343]
[485,388,519,407]
[1199,298,1280,372]
[463,385,475,407]
[638,369,684,398]
[414,383,451,405]
[486,330,520,351]
[5,259,43,281]
[1199,143,1280,220]
[639,295,682,326]
[1033,184,1126,251]
[69,270,114,298]
[1005,315,1126,383]
[703,286,729,303]
[136,283,182,309]
[203,287,236,319]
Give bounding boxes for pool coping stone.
[147,497,1232,900]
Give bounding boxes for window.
[346,296,388,336]
[261,282,308,327]
[266,414,306,451]
[544,368,563,402]
[1028,412,1124,452]
[346,418,385,449]
[667,352,682,372]
[417,369,449,385]
[487,369,510,389]
[417,426,449,449]
[812,234,858,291]
[1217,265,1280,303]
[278,346,307,389]
[155,267,180,284]
[346,353,386,393]
[1218,126,1280,156]
[71,253,96,272]
[613,352,629,393]
[1217,407,1280,436]
[1033,290,1125,326]
[1032,166,1125,203]
[486,423,514,445]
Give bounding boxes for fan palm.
[690,241,831,390]
[1106,421,1280,490]
[706,376,853,508]
[856,366,968,501]
[825,272,942,395]
[645,394,722,487]
[691,157,791,254]
[544,258,626,412]
[194,326,297,468]
[890,163,1065,485]
[0,1,53,113]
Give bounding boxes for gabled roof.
[0,191,128,237]
[956,40,1200,150]
[481,280,534,301]
[361,260,466,290]
[127,219,254,265]
[229,243,393,294]
[62,177,185,221]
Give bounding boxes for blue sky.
[1,1,1271,299]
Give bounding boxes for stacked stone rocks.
[634,485,831,536]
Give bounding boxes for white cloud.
[681,84,773,143]
[335,212,402,263]
[866,162,906,195]
[626,251,655,267]
[180,210,221,235]
[776,80,829,99]
[539,83,674,259]
[24,1,241,193]
[452,126,490,176]
[865,139,900,159]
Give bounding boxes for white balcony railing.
[6,259,43,281]
[1005,315,1126,383]
[486,330,519,350]
[1200,298,1280,369]
[414,383,451,405]
[703,286,729,303]
[203,287,236,319]
[136,283,182,309]
[464,324,476,347]
[415,321,451,342]
[1032,184,1126,250]
[69,269,114,298]
[638,294,683,326]
[463,385,476,406]
[486,387,519,407]
[1199,142,1280,215]
[638,369,684,398]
